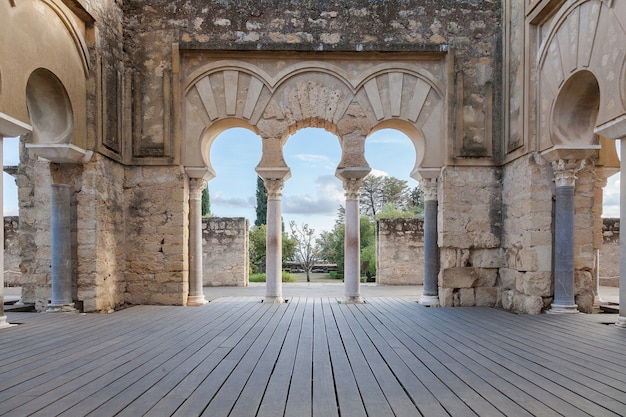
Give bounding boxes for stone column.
[47,183,75,312]
[419,177,440,307]
[187,177,208,306]
[549,159,584,314]
[618,140,626,327]
[342,178,364,303]
[264,178,285,303]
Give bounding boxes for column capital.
[264,178,285,199]
[421,177,439,201]
[342,178,363,200]
[188,177,207,200]
[552,159,585,187]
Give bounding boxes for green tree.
[201,187,211,217]
[254,176,267,226]
[360,175,411,218]
[248,224,296,272]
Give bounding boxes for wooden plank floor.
[1,297,626,416]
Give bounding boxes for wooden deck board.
[1,297,625,417]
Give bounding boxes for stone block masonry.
[376,218,424,285]
[203,217,249,287]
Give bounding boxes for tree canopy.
[254,176,267,226]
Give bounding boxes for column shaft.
[265,180,284,303]
[48,184,75,312]
[420,198,440,306]
[343,179,363,303]
[551,185,577,310]
[618,140,626,326]
[187,179,207,306]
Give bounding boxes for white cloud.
[368,168,388,177]
[283,175,343,215]
[212,191,253,209]
[293,153,335,169]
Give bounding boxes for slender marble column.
[264,178,285,303]
[419,178,440,307]
[549,159,584,314]
[618,140,626,327]
[343,178,363,303]
[187,178,208,306]
[47,184,75,312]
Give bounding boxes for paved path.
[1,296,625,416]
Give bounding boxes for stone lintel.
[185,166,215,181]
[26,143,93,164]
[540,145,600,163]
[256,166,291,181]
[0,112,32,137]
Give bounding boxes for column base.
[46,303,77,313]
[187,295,208,306]
[547,303,579,314]
[340,296,364,304]
[615,316,626,328]
[0,315,16,329]
[419,295,440,307]
[263,296,285,304]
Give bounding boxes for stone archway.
[181,52,448,303]
[537,0,626,315]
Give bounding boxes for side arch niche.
[537,0,626,146]
[26,68,74,145]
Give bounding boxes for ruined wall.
[76,155,126,312]
[203,217,249,287]
[3,217,20,287]
[601,218,620,285]
[123,0,502,162]
[500,154,554,314]
[124,166,189,306]
[438,166,503,307]
[376,218,424,285]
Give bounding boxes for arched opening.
[283,127,343,282]
[203,127,262,288]
[25,68,73,145]
[364,128,420,287]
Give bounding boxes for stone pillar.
[264,178,285,303]
[342,178,364,303]
[47,183,75,312]
[618,140,626,327]
[549,159,584,314]
[420,177,440,307]
[187,177,208,306]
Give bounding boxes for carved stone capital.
[421,177,438,201]
[189,177,207,200]
[264,178,285,199]
[343,178,363,199]
[552,159,585,187]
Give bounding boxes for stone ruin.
[1,1,626,321]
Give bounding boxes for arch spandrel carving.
[537,0,626,145]
[182,53,448,174]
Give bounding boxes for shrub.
[249,272,297,283]
[329,271,344,280]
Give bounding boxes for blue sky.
[2,132,621,234]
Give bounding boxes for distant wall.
[203,217,249,287]
[600,218,619,286]
[376,218,424,285]
[4,216,20,287]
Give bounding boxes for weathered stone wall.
[438,166,503,308]
[500,154,553,314]
[123,0,502,163]
[76,155,127,312]
[203,217,249,287]
[376,218,424,285]
[3,217,20,287]
[124,166,189,306]
[601,218,620,285]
